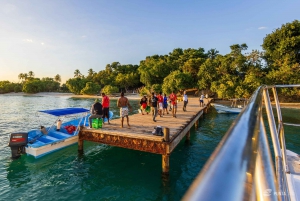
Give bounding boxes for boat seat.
[48,131,71,139]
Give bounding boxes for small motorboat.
[8,107,113,159]
[211,103,242,114]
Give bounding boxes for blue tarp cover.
[39,108,89,116]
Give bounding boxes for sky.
[0,0,299,84]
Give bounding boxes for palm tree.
[207,49,219,60]
[18,73,24,82]
[88,68,94,77]
[23,73,28,81]
[54,74,61,82]
[28,71,35,78]
[74,69,82,78]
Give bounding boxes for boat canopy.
[38,108,89,117]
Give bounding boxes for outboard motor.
[8,132,28,159]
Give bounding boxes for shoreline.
[2,92,300,108]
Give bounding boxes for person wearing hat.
[89,99,103,128]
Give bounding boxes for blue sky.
[0,0,299,83]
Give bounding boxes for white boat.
[8,107,113,158]
[183,84,300,201]
[211,103,242,113]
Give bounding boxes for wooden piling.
[162,154,169,174]
[78,126,84,153]
[186,130,190,141]
[164,127,170,142]
[195,120,199,129]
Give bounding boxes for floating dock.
[78,98,210,174]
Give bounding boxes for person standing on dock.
[149,92,158,122]
[157,92,164,117]
[200,94,204,107]
[89,99,103,128]
[140,95,148,115]
[102,93,110,124]
[183,91,188,111]
[117,92,132,128]
[169,91,177,118]
[163,93,169,115]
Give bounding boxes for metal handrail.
[183,84,300,201]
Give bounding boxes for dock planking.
[78,97,210,173]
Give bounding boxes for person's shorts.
[163,103,168,108]
[159,102,163,110]
[102,107,109,118]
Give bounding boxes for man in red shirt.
[169,91,177,118]
[102,93,110,124]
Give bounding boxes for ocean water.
[0,95,299,201]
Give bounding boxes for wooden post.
[186,130,190,141]
[78,126,84,154]
[195,120,198,129]
[162,154,169,174]
[164,127,170,142]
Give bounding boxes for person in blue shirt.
[163,93,169,115]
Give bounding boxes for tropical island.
[1,20,300,101]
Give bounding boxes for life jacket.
[94,102,103,115]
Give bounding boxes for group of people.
[88,93,111,128]
[89,90,207,128]
[140,91,180,122]
[89,92,132,128]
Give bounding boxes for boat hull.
[211,103,242,114]
[25,135,78,158]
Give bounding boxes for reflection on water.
[0,95,299,200]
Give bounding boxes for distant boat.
[211,103,242,114]
[8,107,113,158]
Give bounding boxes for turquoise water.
[0,95,299,200]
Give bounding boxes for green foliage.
[151,84,162,93]
[14,84,22,93]
[101,85,119,95]
[139,86,150,96]
[0,81,16,93]
[66,77,88,95]
[80,82,101,95]
[22,79,44,93]
[262,20,300,87]
[162,70,193,94]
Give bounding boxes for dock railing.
[183,84,300,201]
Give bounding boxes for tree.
[54,74,61,82]
[28,71,35,78]
[207,49,219,60]
[18,73,24,82]
[66,77,88,94]
[101,85,119,95]
[162,70,193,94]
[80,82,101,95]
[74,69,82,78]
[262,20,300,87]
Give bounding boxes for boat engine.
[8,132,28,159]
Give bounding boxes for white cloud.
[258,26,267,30]
[23,39,33,42]
[81,35,87,38]
[41,42,44,45]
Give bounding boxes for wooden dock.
[78,98,211,174]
